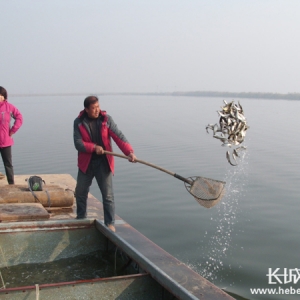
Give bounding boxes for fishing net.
[184,176,225,208]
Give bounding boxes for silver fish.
[213,135,228,143]
[213,123,221,135]
[226,118,232,125]
[228,133,236,142]
[237,112,246,122]
[236,146,247,152]
[233,103,241,111]
[233,149,239,157]
[226,150,237,166]
[222,141,232,147]
[237,122,244,131]
[238,101,244,114]
[219,118,228,128]
[222,102,233,113]
[232,151,238,164]
[206,124,214,133]
[217,111,230,118]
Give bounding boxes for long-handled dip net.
[104,151,226,208]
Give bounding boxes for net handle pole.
[173,173,193,185]
[103,151,192,183]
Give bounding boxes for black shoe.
[76,216,86,219]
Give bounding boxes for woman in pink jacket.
[0,87,23,184]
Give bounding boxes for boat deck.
[0,174,234,300]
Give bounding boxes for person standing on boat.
[0,86,23,185]
[73,96,136,232]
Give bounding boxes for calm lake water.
[5,95,300,300]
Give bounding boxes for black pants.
[0,146,14,184]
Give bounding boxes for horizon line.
[9,91,300,100]
[10,90,300,96]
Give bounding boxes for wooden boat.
[0,174,234,300]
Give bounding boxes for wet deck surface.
[0,174,233,300]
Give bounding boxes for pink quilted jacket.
[0,100,23,147]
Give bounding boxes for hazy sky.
[1,0,300,94]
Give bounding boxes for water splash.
[196,150,249,283]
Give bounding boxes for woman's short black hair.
[84,96,98,108]
[0,87,7,99]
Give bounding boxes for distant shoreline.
[10,91,300,100]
